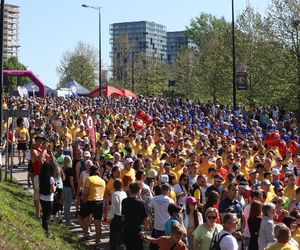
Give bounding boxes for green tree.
[134,54,170,96]
[186,13,232,103]
[173,47,198,99]
[236,5,295,108]
[267,0,300,112]
[57,41,98,90]
[3,57,29,93]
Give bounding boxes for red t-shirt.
[32,147,50,176]
[157,237,188,250]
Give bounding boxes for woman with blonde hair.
[193,207,223,250]
[63,155,76,226]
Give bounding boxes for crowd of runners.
[1,96,300,250]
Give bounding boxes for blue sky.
[11,0,269,89]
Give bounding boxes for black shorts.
[80,200,103,220]
[17,142,27,151]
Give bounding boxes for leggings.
[40,199,53,233]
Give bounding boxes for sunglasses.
[276,189,283,192]
[183,178,189,181]
[207,216,217,220]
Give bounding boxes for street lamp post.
[232,0,237,111]
[82,4,102,96]
[0,0,5,146]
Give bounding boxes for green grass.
[0,181,89,250]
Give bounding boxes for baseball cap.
[83,151,91,158]
[239,181,251,191]
[160,174,169,184]
[249,169,257,175]
[125,158,134,163]
[147,169,158,179]
[272,168,280,176]
[186,196,198,205]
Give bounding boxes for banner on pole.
[86,115,96,150]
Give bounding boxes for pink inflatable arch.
[3,70,46,97]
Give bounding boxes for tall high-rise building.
[110,21,167,60]
[167,31,197,64]
[2,4,20,61]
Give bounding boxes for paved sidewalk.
[6,162,110,250]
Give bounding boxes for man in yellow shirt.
[284,174,298,202]
[79,165,106,246]
[173,158,186,180]
[198,152,216,176]
[265,226,297,250]
[120,158,136,182]
[15,120,29,166]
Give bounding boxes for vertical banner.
[21,86,29,99]
[236,59,248,90]
[17,86,24,99]
[70,83,79,98]
[86,115,96,150]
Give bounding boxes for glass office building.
[166,31,197,64]
[110,21,167,61]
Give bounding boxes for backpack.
[209,231,230,250]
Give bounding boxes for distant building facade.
[110,21,167,60]
[167,31,197,64]
[2,4,20,61]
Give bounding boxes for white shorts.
[33,175,40,201]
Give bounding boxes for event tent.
[88,85,125,98]
[121,89,138,99]
[67,80,91,96]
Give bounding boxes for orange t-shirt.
[157,237,188,250]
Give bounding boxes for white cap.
[125,158,134,163]
[272,168,280,176]
[83,151,91,158]
[147,169,158,179]
[160,174,169,184]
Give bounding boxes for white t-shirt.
[109,191,127,220]
[243,203,251,237]
[173,183,187,206]
[218,230,238,250]
[40,177,55,202]
[148,195,174,231]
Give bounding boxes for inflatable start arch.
[3,70,46,97]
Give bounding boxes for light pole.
[232,0,237,110]
[0,0,5,147]
[292,18,300,122]
[82,4,102,96]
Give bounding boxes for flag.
[21,86,29,99]
[70,83,78,98]
[17,86,24,98]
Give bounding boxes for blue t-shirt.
[164,219,180,236]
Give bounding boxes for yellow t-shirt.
[265,191,277,203]
[84,175,106,201]
[284,184,298,201]
[106,178,114,196]
[121,168,136,182]
[173,165,185,180]
[198,162,216,176]
[16,127,29,142]
[265,242,297,250]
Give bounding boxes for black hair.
[39,161,54,196]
